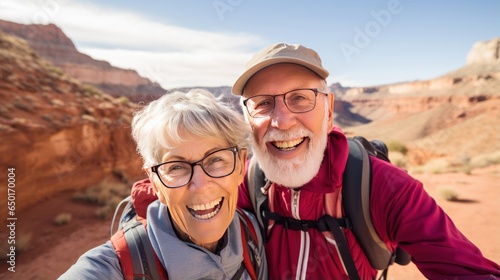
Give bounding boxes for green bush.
[387,141,408,155]
[437,187,459,201]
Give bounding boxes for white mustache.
[263,127,312,143]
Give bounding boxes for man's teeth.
[273,138,304,150]
[189,198,222,211]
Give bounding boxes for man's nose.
[270,97,297,130]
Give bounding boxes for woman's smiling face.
[150,134,246,249]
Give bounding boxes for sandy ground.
[1,165,499,280]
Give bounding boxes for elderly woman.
[60,89,267,280]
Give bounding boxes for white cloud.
[0,0,264,88]
[82,47,252,89]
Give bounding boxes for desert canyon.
[0,20,499,279]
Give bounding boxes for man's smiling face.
[242,63,334,188]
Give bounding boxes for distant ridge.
[0,19,166,102]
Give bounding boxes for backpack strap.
[236,208,261,280]
[344,137,396,271]
[111,196,133,236]
[111,217,167,280]
[246,156,271,239]
[112,208,260,280]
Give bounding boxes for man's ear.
[327,93,335,130]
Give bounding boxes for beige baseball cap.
[232,43,329,95]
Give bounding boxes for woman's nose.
[188,164,210,190]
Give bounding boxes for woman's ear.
[238,149,248,175]
[148,172,168,205]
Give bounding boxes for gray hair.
[132,89,250,167]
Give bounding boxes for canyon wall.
[0,20,165,102]
[0,31,144,217]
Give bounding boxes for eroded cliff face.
[339,37,500,98]
[0,20,165,102]
[0,31,144,216]
[334,38,500,165]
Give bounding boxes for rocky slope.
[0,30,144,217]
[335,37,500,166]
[0,20,165,103]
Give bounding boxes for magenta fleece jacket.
[238,127,500,279]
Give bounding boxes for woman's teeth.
[273,138,304,150]
[187,198,223,220]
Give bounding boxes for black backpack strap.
[322,215,361,280]
[343,137,394,271]
[262,210,359,279]
[122,218,162,280]
[246,157,271,239]
[352,136,390,162]
[263,211,352,232]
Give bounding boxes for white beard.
[250,110,329,188]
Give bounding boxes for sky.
[0,0,499,90]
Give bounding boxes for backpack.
[110,179,261,280]
[246,136,411,280]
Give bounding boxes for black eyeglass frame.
[242,88,328,118]
[150,146,239,189]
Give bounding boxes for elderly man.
[234,43,500,279]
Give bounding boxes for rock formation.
[0,30,145,217]
[335,37,500,165]
[467,37,500,64]
[0,20,166,103]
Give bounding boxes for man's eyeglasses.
[150,147,239,188]
[242,88,328,118]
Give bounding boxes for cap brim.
[232,58,329,96]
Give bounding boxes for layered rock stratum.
[0,19,165,102]
[334,37,500,166]
[0,30,144,217]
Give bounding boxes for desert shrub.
[117,96,130,103]
[437,187,459,201]
[389,151,407,169]
[387,141,408,155]
[470,151,500,169]
[95,206,112,219]
[48,65,64,77]
[0,233,31,260]
[410,158,451,174]
[73,182,130,217]
[54,213,72,225]
[16,233,32,253]
[82,84,100,97]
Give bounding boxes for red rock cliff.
[0,30,145,218]
[0,19,165,102]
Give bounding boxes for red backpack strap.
[111,218,168,280]
[236,208,261,280]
